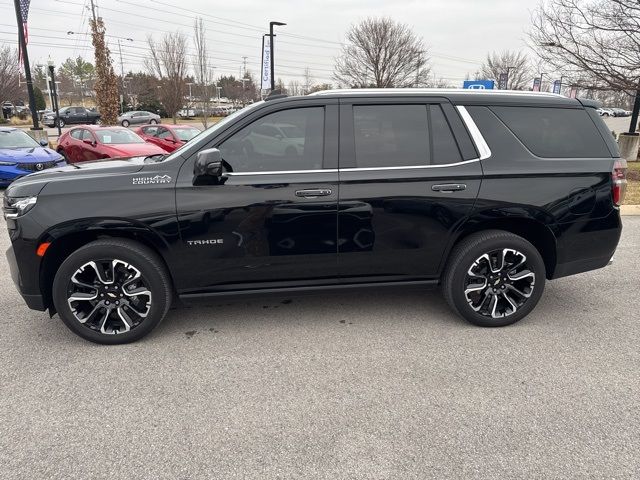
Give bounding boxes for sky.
[0,0,535,87]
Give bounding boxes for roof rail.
[265,89,288,101]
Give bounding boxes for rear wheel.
[52,239,172,344]
[149,119,158,124]
[56,118,65,128]
[442,230,545,327]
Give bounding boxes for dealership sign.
[261,35,271,90]
[462,80,494,90]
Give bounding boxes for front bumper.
[6,245,46,311]
[0,162,66,186]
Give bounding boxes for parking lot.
[0,212,638,479]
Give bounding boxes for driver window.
[157,128,173,139]
[218,107,324,172]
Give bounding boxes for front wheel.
[442,230,545,327]
[121,120,130,127]
[149,119,158,124]
[52,239,172,344]
[56,118,65,128]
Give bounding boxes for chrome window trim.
[456,105,492,160]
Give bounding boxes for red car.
[134,124,201,153]
[57,126,166,163]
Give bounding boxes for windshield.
[0,129,40,148]
[174,128,201,141]
[95,129,145,144]
[161,101,265,162]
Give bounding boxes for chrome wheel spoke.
[508,269,535,282]
[68,292,98,302]
[98,310,110,334]
[116,307,133,333]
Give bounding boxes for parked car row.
[56,124,200,164]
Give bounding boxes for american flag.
[18,0,31,64]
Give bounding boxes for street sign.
[552,80,562,95]
[260,35,271,90]
[498,73,509,90]
[463,80,494,90]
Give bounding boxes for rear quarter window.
[490,106,610,158]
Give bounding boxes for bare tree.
[193,18,214,127]
[334,17,430,88]
[0,46,21,103]
[91,17,119,125]
[146,32,188,123]
[529,0,639,92]
[480,50,531,90]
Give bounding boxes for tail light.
[612,158,627,207]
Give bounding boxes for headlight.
[0,161,17,166]
[3,196,37,219]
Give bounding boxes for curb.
[621,205,640,216]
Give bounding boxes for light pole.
[505,66,515,89]
[186,82,194,113]
[269,21,286,91]
[47,61,62,137]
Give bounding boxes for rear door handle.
[431,183,467,193]
[295,188,333,198]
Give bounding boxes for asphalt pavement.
[0,213,638,479]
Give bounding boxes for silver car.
[117,111,161,127]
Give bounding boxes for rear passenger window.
[430,105,462,164]
[353,105,429,168]
[491,106,610,158]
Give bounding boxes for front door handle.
[431,183,467,193]
[295,188,332,198]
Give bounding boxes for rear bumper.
[552,254,614,279]
[6,245,46,311]
[550,210,622,280]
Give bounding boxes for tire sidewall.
[449,235,546,327]
[52,243,169,344]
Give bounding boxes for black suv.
[42,106,101,128]
[3,89,626,344]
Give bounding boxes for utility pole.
[13,0,40,130]
[118,39,124,112]
[269,21,286,91]
[89,0,97,22]
[242,56,248,77]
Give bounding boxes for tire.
[52,239,172,344]
[57,118,65,128]
[121,120,130,127]
[442,230,545,327]
[149,119,158,124]
[57,149,68,162]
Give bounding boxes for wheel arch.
[39,221,176,313]
[443,214,558,280]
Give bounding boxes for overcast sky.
[1,0,535,87]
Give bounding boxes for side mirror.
[39,139,49,147]
[194,148,224,178]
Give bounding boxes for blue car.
[0,127,67,187]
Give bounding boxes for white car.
[597,108,615,117]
